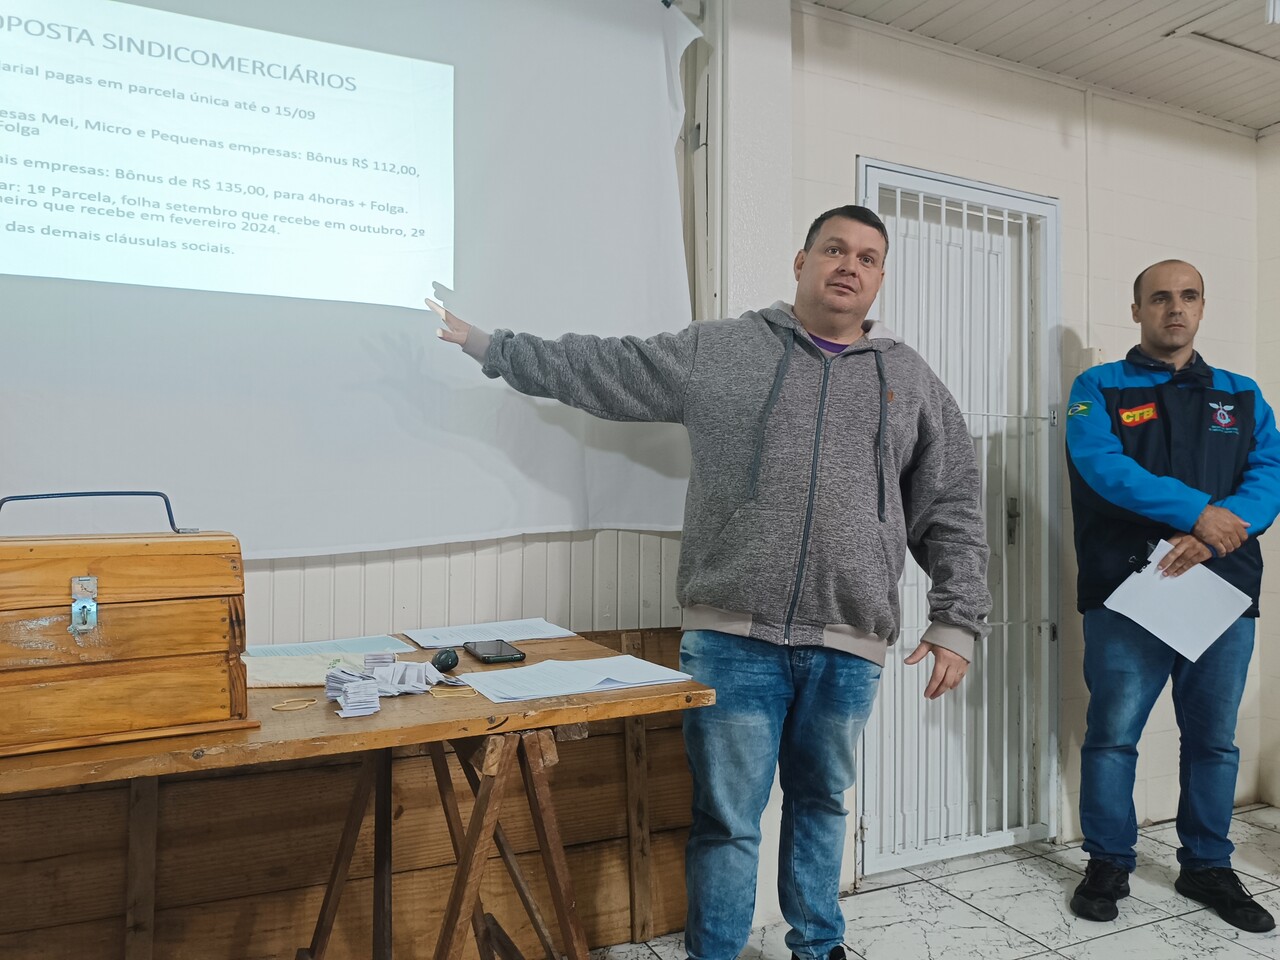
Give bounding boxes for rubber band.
[271,697,318,711]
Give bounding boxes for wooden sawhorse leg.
[428,741,498,960]
[517,730,589,960]
[297,748,394,960]
[430,730,590,960]
[433,737,559,960]
[432,733,522,960]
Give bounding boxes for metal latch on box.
[69,576,97,634]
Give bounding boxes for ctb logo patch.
[1118,402,1157,427]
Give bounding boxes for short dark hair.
[1133,260,1205,304]
[803,205,890,259]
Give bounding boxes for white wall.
[791,5,1261,845]
[244,530,683,642]
[1258,133,1280,806]
[718,0,795,315]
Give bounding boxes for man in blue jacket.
[430,206,991,960]
[1065,259,1280,932]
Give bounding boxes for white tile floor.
[593,805,1280,960]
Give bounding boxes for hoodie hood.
[760,301,903,348]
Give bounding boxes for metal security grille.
[855,161,1060,874]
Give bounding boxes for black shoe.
[790,946,846,960]
[1175,867,1276,932]
[1069,859,1131,922]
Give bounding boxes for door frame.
[854,156,1064,875]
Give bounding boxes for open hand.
[1158,533,1213,577]
[903,641,968,699]
[426,297,470,346]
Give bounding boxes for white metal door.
[855,159,1061,875]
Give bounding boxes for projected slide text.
[0,0,453,308]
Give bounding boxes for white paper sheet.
[1103,540,1251,662]
[244,635,415,657]
[460,655,691,703]
[244,653,365,687]
[404,618,574,649]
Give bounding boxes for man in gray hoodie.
[431,205,990,960]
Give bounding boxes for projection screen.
[0,0,697,558]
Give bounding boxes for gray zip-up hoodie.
[463,302,990,664]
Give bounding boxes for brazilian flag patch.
[1067,401,1093,417]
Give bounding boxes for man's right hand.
[1191,504,1250,556]
[426,297,470,346]
[1159,533,1213,577]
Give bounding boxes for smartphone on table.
[462,639,526,663]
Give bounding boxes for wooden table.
[0,636,714,960]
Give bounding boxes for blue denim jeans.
[680,630,882,960]
[1080,608,1254,871]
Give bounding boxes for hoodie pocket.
[684,505,798,615]
[792,517,901,634]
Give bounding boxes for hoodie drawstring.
[874,350,888,522]
[748,329,794,498]
[750,328,888,523]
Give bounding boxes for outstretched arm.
[428,298,698,424]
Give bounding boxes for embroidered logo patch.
[1067,401,1092,417]
[1118,402,1157,426]
[1209,401,1239,434]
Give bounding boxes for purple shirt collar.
[808,331,856,354]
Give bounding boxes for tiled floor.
[593,804,1280,960]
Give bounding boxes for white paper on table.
[1103,539,1251,662]
[403,618,574,649]
[461,655,691,703]
[243,653,364,687]
[244,635,414,657]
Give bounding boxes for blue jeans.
[680,630,882,960]
[1080,608,1254,871]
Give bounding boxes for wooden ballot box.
[0,531,257,756]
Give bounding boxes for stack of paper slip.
[325,667,365,701]
[325,667,381,718]
[336,679,380,717]
[364,651,397,671]
[370,660,433,697]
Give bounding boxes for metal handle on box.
[0,491,196,535]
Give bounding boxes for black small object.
[431,647,459,672]
[462,639,526,663]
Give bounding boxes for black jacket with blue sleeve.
[1066,347,1280,615]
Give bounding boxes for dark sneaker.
[1175,867,1276,932]
[790,947,846,960]
[1070,859,1131,921]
